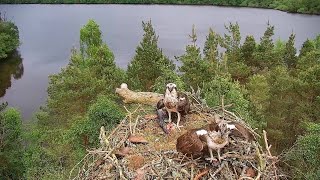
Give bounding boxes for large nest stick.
[115,83,163,105]
[70,86,288,180]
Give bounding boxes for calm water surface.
[0,4,319,120]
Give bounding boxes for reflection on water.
[0,51,24,98]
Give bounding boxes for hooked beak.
[226,124,238,131]
[168,87,174,93]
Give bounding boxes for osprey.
[176,121,237,162]
[157,83,190,130]
[213,114,255,142]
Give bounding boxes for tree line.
[0,0,320,15]
[1,19,319,179]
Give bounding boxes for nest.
[69,94,288,180]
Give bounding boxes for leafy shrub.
[0,18,20,59]
[285,123,320,179]
[0,106,25,179]
[203,75,252,124]
[66,96,125,152]
[88,95,125,130]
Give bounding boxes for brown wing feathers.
[177,92,190,115]
[176,130,204,156]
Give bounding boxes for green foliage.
[23,109,72,180]
[88,96,124,129]
[203,75,252,125]
[0,105,25,179]
[152,65,185,93]
[298,64,320,121]
[241,35,256,68]
[284,33,297,69]
[254,24,276,69]
[66,95,124,159]
[47,20,125,123]
[127,20,175,91]
[203,28,220,78]
[178,25,211,89]
[0,16,20,60]
[203,28,220,65]
[24,20,126,179]
[299,39,315,57]
[221,22,241,64]
[221,23,251,82]
[285,123,320,179]
[80,19,102,56]
[272,38,286,66]
[246,74,269,129]
[265,66,302,151]
[298,50,320,72]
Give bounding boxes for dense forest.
[0,19,319,179]
[0,0,320,14]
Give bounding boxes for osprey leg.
[217,148,222,162]
[176,112,183,130]
[206,148,217,162]
[167,111,172,123]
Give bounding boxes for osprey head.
[219,122,237,136]
[166,83,177,93]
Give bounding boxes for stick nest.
[70,93,288,180]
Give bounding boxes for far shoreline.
[0,3,319,16]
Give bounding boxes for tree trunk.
[115,83,163,106]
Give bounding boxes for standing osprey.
[158,83,190,130]
[176,121,237,162]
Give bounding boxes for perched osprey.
[158,83,190,130]
[205,122,234,162]
[176,121,237,162]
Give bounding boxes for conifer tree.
[221,22,241,63]
[273,39,286,66]
[221,23,250,82]
[284,33,297,69]
[299,39,315,57]
[178,25,210,89]
[265,66,300,151]
[127,20,175,91]
[241,35,256,67]
[246,74,270,129]
[203,28,220,77]
[254,24,275,69]
[48,20,125,122]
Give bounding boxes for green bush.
[203,75,252,124]
[88,95,125,130]
[0,106,25,179]
[66,96,125,152]
[0,18,19,59]
[285,123,320,179]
